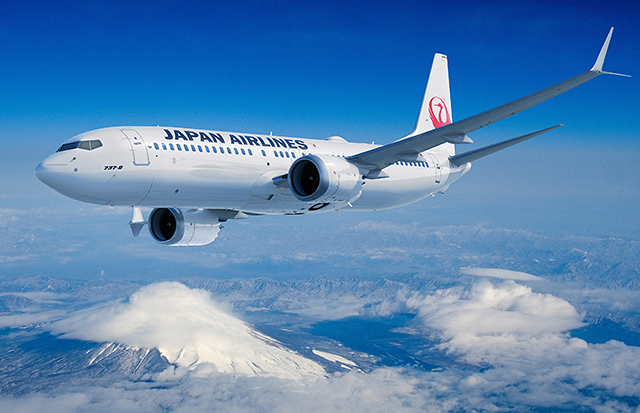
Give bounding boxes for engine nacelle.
[288,154,363,204]
[148,208,221,246]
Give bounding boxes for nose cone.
[34,161,47,183]
[35,160,64,188]
[34,158,74,193]
[35,155,112,204]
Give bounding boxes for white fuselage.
[35,126,470,214]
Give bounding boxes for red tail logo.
[428,96,451,128]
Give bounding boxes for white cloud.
[401,280,640,410]
[415,280,583,341]
[0,310,67,328]
[461,267,544,281]
[0,368,464,413]
[50,282,324,379]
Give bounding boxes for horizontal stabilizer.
[449,125,562,166]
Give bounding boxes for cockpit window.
[57,141,80,152]
[57,139,103,152]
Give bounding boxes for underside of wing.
[449,125,563,166]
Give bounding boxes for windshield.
[57,140,103,152]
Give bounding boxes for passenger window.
[285,152,290,158]
[184,145,189,151]
[154,143,159,150]
[205,146,209,153]
[274,151,279,157]
[291,152,296,158]
[212,147,217,153]
[279,151,284,157]
[162,143,167,150]
[191,145,196,152]
[262,150,266,157]
[198,145,203,152]
[226,147,232,154]
[248,149,253,156]
[169,143,174,150]
[78,141,91,150]
[234,148,239,155]
[241,148,246,155]
[177,144,182,151]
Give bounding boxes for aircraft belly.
[352,174,439,210]
[140,165,256,208]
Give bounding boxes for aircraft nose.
[34,162,46,182]
[35,159,73,189]
[34,161,50,184]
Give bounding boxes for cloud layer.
[2,280,640,412]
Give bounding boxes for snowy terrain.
[2,225,640,411]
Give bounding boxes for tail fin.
[412,53,452,134]
[410,53,454,155]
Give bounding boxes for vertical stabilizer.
[410,53,454,155]
[412,53,452,134]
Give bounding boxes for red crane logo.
[428,96,451,128]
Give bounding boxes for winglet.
[589,27,630,77]
[590,27,614,72]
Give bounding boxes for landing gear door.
[121,129,150,166]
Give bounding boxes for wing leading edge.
[348,27,626,172]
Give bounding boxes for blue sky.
[2,0,638,140]
[1,1,639,280]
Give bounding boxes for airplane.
[35,28,627,246]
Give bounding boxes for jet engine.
[148,208,221,246]
[288,154,363,205]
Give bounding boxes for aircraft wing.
[348,28,625,172]
[449,124,563,166]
